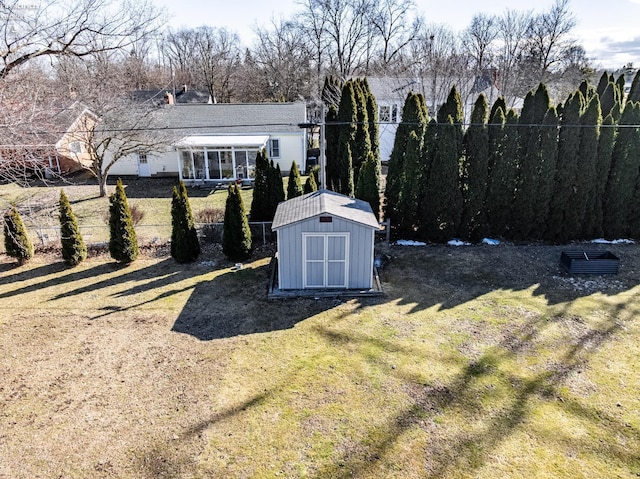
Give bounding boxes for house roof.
[272,189,380,230]
[0,101,95,148]
[367,77,420,103]
[131,88,212,105]
[158,103,307,136]
[174,135,269,148]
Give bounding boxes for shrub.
[171,181,201,263]
[195,207,225,224]
[223,183,252,261]
[128,204,145,226]
[108,178,139,263]
[3,205,34,264]
[59,189,87,266]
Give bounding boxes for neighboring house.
[54,103,99,172]
[0,101,97,175]
[368,75,519,162]
[131,85,212,106]
[108,102,308,182]
[272,189,380,291]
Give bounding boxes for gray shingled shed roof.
[272,189,380,230]
[158,102,306,135]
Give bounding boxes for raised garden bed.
[560,250,620,274]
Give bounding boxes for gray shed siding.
[277,215,374,290]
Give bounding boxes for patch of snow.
[448,239,471,246]
[591,238,635,244]
[482,238,501,245]
[396,240,427,246]
[199,261,216,267]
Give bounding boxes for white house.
[108,102,308,182]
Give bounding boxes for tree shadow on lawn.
[0,261,117,300]
[383,243,640,313]
[309,298,640,479]
[171,264,346,340]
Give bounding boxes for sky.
[153,0,640,71]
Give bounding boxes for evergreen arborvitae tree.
[615,74,626,105]
[384,92,428,226]
[512,85,551,240]
[578,80,589,99]
[489,97,507,121]
[275,163,285,203]
[533,106,559,238]
[363,78,380,161]
[596,71,609,98]
[266,160,285,219]
[589,113,617,238]
[485,108,519,238]
[336,80,358,195]
[420,117,463,242]
[395,94,429,236]
[628,70,640,103]
[287,160,304,199]
[437,86,464,160]
[459,94,489,242]
[395,130,424,236]
[546,92,585,242]
[59,189,87,266]
[603,102,640,238]
[171,181,200,263]
[3,205,34,264]
[324,105,340,191]
[600,82,616,117]
[250,148,272,221]
[108,178,138,263]
[303,173,318,194]
[355,152,381,220]
[223,183,252,261]
[352,79,371,184]
[610,101,623,122]
[575,95,602,239]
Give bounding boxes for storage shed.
[272,190,380,290]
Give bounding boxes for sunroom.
[175,135,269,183]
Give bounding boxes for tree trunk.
[98,170,108,198]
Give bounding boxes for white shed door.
[303,233,349,288]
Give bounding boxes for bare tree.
[193,27,241,103]
[408,23,468,116]
[525,0,578,82]
[0,0,164,80]
[251,18,315,101]
[161,29,198,88]
[162,26,242,102]
[495,8,534,106]
[297,0,377,79]
[57,58,170,197]
[368,0,422,73]
[461,13,498,74]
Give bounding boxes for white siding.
[108,133,304,178]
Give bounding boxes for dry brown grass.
[0,242,639,478]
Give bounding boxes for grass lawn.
[0,178,258,247]
[0,240,639,478]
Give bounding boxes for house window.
[68,141,82,154]
[391,104,399,123]
[269,139,280,158]
[379,105,390,122]
[138,152,148,164]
